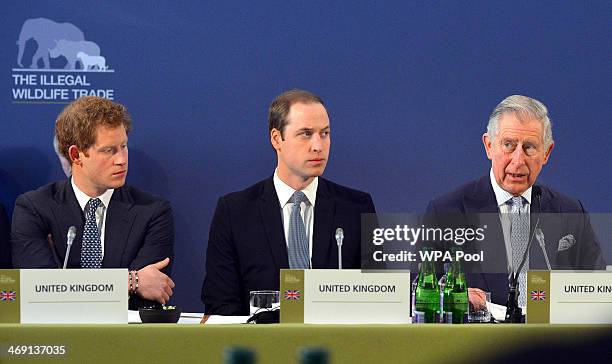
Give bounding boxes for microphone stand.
[505,189,541,323]
[505,274,523,323]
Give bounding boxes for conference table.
[1,323,611,363]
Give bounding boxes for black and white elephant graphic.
[16,17,84,69]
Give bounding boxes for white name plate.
[527,270,612,324]
[16,269,127,323]
[280,269,411,324]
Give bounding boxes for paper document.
[204,315,250,324]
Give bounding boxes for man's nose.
[115,148,128,165]
[311,135,323,152]
[510,145,526,165]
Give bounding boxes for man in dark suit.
[202,89,376,315]
[0,203,10,268]
[427,95,605,307]
[12,96,175,308]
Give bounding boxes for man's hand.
[136,258,175,304]
[468,288,487,311]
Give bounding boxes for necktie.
[81,198,103,268]
[287,191,310,269]
[509,196,529,307]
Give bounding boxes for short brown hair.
[55,96,132,161]
[268,89,324,138]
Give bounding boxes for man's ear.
[270,128,282,151]
[68,145,81,165]
[542,142,554,165]
[482,133,493,161]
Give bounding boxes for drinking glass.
[249,290,280,316]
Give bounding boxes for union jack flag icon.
[530,290,546,301]
[0,290,16,301]
[284,289,301,300]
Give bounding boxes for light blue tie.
[81,198,103,268]
[287,191,310,269]
[510,196,529,307]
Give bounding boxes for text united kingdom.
[319,284,396,293]
[34,284,114,293]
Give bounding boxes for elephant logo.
[48,40,101,69]
[16,17,110,71]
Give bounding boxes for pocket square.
[558,234,575,251]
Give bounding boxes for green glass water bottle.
[442,262,455,323]
[414,255,439,323]
[444,252,468,324]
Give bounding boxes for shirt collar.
[71,177,114,211]
[489,168,532,207]
[273,169,318,208]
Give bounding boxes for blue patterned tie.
[81,198,103,268]
[510,196,529,307]
[287,191,310,269]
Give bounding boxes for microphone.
[535,228,552,270]
[335,228,344,269]
[505,186,542,323]
[63,226,77,269]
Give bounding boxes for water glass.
[249,290,280,316]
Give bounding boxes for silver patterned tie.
[81,198,103,268]
[510,196,529,307]
[287,191,310,269]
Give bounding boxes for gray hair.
[486,95,553,150]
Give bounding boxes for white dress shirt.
[71,178,114,257]
[273,170,318,265]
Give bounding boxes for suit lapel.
[463,175,508,273]
[529,185,562,269]
[463,175,499,213]
[102,187,136,267]
[529,184,543,267]
[531,184,556,214]
[259,178,289,270]
[312,178,335,268]
[52,181,85,267]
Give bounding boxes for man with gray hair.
[426,95,605,311]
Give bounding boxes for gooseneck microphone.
[335,228,344,269]
[505,186,542,323]
[535,228,552,271]
[63,226,77,269]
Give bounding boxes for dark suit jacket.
[426,175,606,304]
[11,180,174,308]
[202,177,376,315]
[0,203,10,268]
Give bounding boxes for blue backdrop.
[2,1,611,311]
